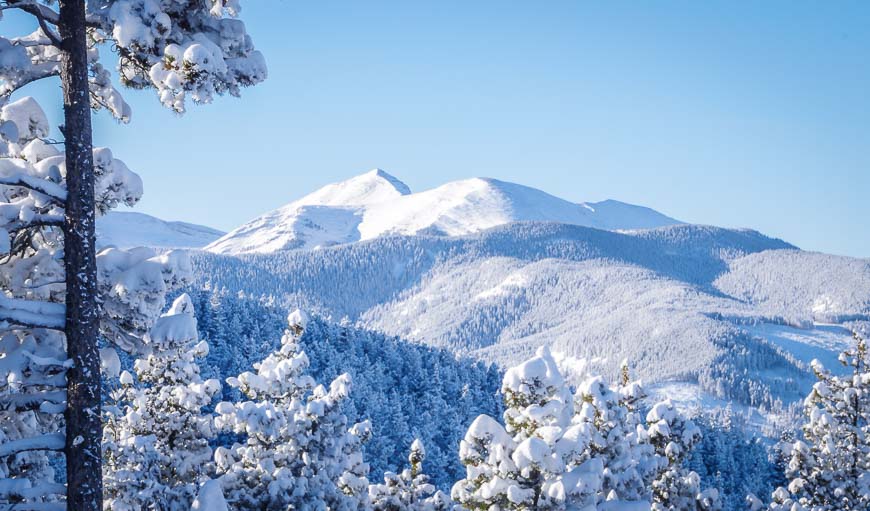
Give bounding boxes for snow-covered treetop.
[98,247,193,351]
[226,310,316,401]
[146,293,198,348]
[1,0,266,114]
[501,345,573,438]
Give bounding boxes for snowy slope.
[96,211,225,249]
[205,169,681,254]
[190,221,870,428]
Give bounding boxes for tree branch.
[2,2,101,28]
[0,295,65,329]
[0,175,67,204]
[0,391,66,412]
[0,479,66,501]
[0,66,60,98]
[0,433,64,457]
[0,501,67,511]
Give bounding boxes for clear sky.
[8,1,870,257]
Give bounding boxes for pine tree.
[102,294,220,510]
[572,361,655,503]
[766,332,870,511]
[214,310,371,510]
[646,400,721,511]
[0,99,192,506]
[369,439,453,511]
[452,347,672,511]
[1,0,265,505]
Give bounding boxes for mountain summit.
[295,168,412,207]
[205,169,682,254]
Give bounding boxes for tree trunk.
[57,0,102,508]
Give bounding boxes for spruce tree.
[369,439,453,511]
[214,310,371,510]
[0,0,265,505]
[102,294,220,510]
[767,332,870,511]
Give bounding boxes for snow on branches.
[452,346,718,511]
[103,293,220,510]
[101,0,268,112]
[213,310,371,510]
[369,439,454,511]
[1,0,266,115]
[765,332,870,511]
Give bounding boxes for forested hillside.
[185,289,503,489]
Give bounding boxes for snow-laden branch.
[0,502,67,511]
[0,479,65,501]
[0,2,61,25]
[0,295,65,329]
[0,390,66,412]
[0,1,100,28]
[0,432,64,456]
[0,174,67,203]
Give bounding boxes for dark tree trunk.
[57,0,102,508]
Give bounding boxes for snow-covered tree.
[572,361,655,503]
[214,309,371,510]
[0,91,191,508]
[1,0,265,505]
[646,400,720,511]
[102,293,220,510]
[764,332,870,511]
[369,439,454,511]
[452,347,669,511]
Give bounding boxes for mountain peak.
[295,168,411,208]
[362,168,412,195]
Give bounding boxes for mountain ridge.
[96,211,225,250]
[204,169,683,255]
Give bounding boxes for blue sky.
[8,1,870,257]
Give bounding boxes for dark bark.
[57,0,102,507]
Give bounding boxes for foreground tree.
[764,333,870,511]
[214,310,371,510]
[103,294,221,510]
[0,0,265,507]
[0,95,191,508]
[452,347,717,511]
[369,439,453,511]
[646,400,721,511]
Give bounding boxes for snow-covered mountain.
[97,211,225,250]
[191,168,870,433]
[205,169,681,254]
[191,221,870,431]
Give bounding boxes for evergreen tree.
[0,99,192,506]
[646,400,721,511]
[572,361,655,503]
[0,0,265,505]
[369,439,453,511]
[766,332,870,511]
[452,347,681,510]
[214,310,371,510]
[102,294,220,510]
